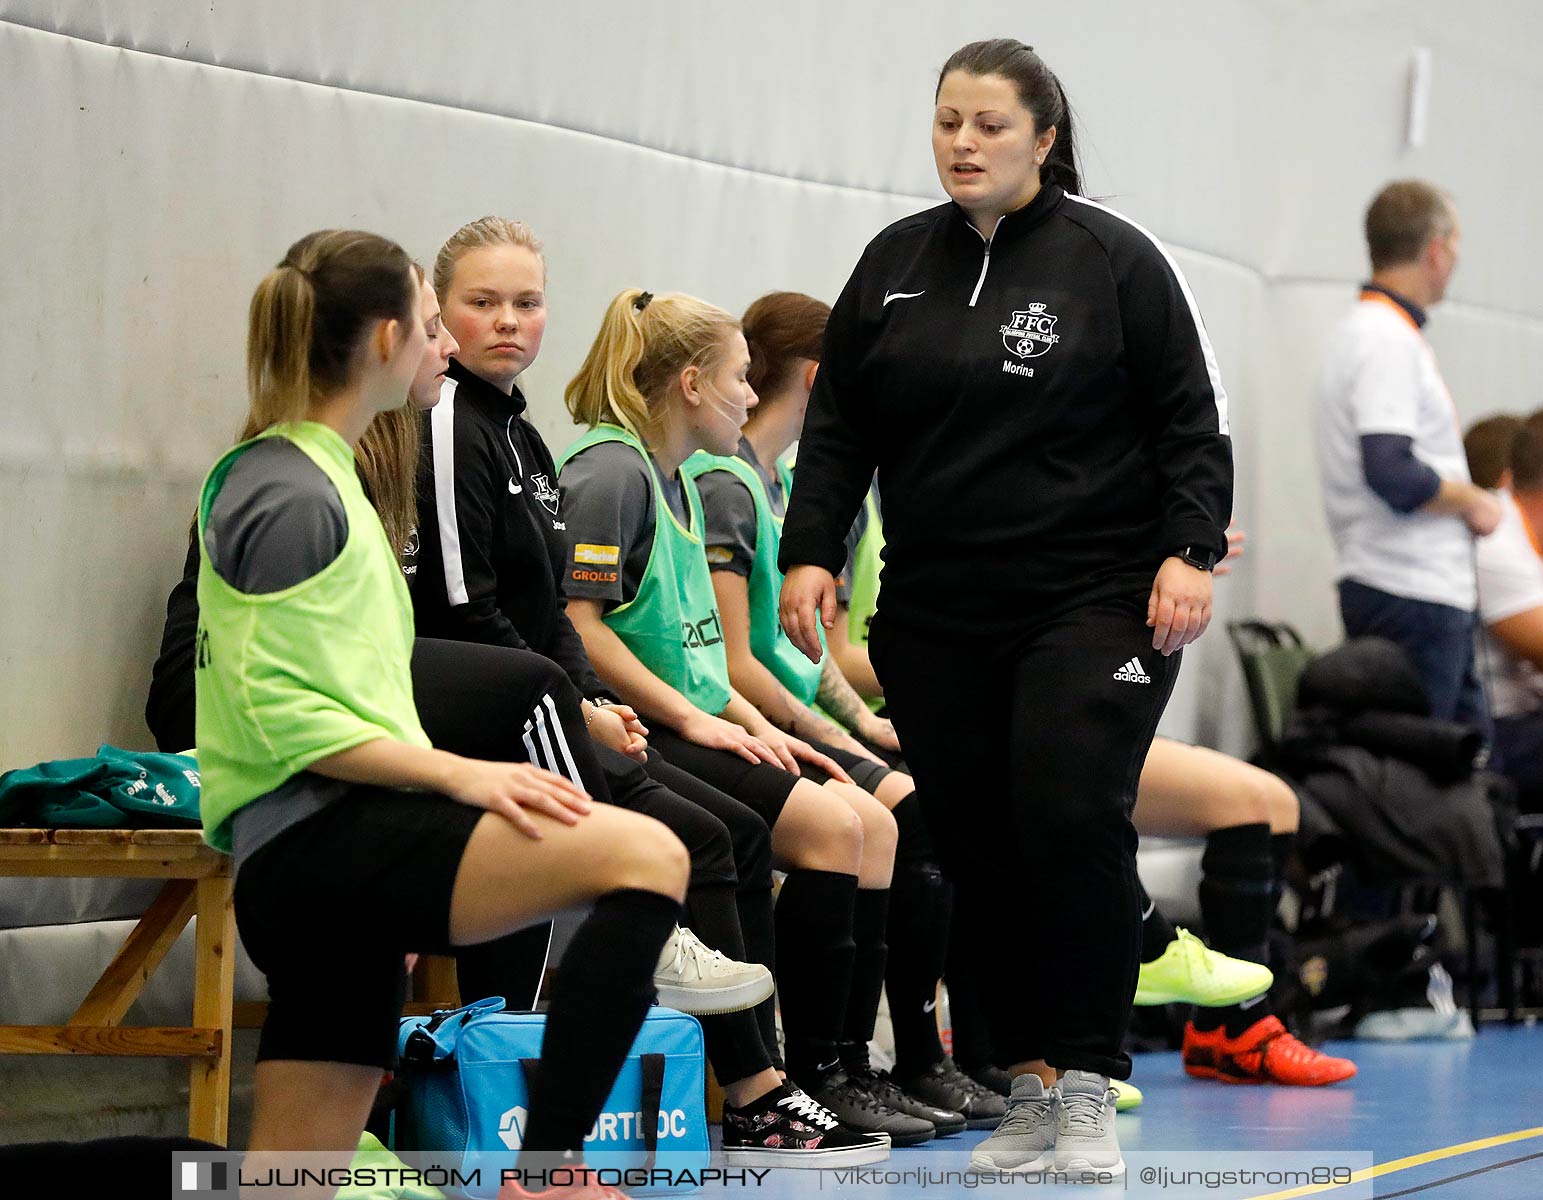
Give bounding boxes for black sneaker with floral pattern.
[721,1083,891,1168]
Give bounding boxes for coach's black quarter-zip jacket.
[414,358,608,699]
[780,183,1233,638]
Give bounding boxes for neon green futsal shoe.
[1133,928,1273,1007]
[1111,1078,1143,1112]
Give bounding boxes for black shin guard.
[1192,823,1276,1036]
[776,869,857,1087]
[1198,822,1275,964]
[839,887,891,1072]
[885,861,951,1077]
[518,888,679,1156]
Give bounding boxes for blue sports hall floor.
[697,1025,1543,1200]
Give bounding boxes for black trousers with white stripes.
[868,595,1179,1081]
[410,638,776,1084]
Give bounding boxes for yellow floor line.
[1241,1125,1543,1200]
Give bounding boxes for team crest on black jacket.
[530,472,561,515]
[1000,303,1061,359]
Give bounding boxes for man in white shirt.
[1466,412,1543,811]
[1315,180,1500,727]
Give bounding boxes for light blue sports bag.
[393,998,709,1197]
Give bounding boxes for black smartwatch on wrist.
[1177,545,1217,572]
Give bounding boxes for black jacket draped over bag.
[1276,638,1510,888]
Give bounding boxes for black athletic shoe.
[850,1066,968,1137]
[721,1084,890,1168]
[965,1062,1013,1097]
[805,1069,935,1147]
[900,1056,1008,1129]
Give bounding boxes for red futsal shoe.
[1182,1015,1358,1086]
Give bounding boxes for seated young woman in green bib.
[687,291,1004,1128]
[200,231,687,1200]
[557,290,964,1149]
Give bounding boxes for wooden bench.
[0,828,235,1144]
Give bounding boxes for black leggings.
[871,599,1179,1080]
[411,639,776,1085]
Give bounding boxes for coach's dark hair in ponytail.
[936,39,1082,197]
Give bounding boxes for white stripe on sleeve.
[1064,194,1230,436]
[430,378,471,606]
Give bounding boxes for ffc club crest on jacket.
[1000,303,1061,359]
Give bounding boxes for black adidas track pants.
[869,596,1179,1080]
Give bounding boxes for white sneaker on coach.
[653,925,774,1016]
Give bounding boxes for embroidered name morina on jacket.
[779,183,1233,638]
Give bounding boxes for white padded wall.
[3,1,1541,765]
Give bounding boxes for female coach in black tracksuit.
[780,41,1233,1096]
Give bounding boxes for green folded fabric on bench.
[0,744,202,827]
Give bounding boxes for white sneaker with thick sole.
[1052,1070,1124,1179]
[653,925,774,1015]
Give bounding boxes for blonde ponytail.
[246,263,316,428]
[564,289,656,439]
[565,289,739,440]
[243,229,416,427]
[226,232,420,559]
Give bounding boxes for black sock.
[1191,823,1275,1037]
[885,861,951,1078]
[1139,884,1178,964]
[1200,832,1290,1038]
[776,868,856,1088]
[1199,823,1274,964]
[518,888,679,1156]
[1192,990,1276,1036]
[454,922,553,1009]
[839,887,891,1073]
[736,877,780,1071]
[684,882,774,1085]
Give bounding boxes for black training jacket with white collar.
[414,358,607,699]
[780,182,1233,638]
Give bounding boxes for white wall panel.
[0,0,1298,268]
[0,22,935,761]
[3,3,1541,766]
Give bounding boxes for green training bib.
[558,425,733,717]
[847,488,885,651]
[683,450,823,706]
[194,421,429,851]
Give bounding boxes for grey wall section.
[3,1,1542,765]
